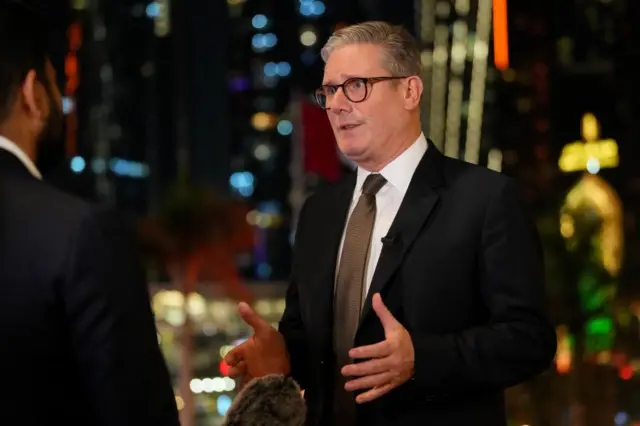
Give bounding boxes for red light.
[219,360,231,376]
[619,365,633,380]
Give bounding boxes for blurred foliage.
[138,182,254,297]
[140,183,251,261]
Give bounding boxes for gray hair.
[223,375,306,426]
[320,21,423,77]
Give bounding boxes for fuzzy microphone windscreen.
[223,374,306,426]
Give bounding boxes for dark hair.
[0,1,51,123]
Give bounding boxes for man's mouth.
[339,123,361,131]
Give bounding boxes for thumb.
[372,293,399,331]
[238,302,271,335]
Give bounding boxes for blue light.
[615,412,629,426]
[231,338,247,346]
[276,61,291,77]
[299,2,313,16]
[252,33,277,50]
[277,120,293,136]
[264,62,278,77]
[258,201,281,214]
[62,96,74,115]
[263,33,278,48]
[70,156,85,173]
[109,158,150,178]
[311,1,325,15]
[229,171,255,197]
[252,14,268,29]
[251,34,265,49]
[146,2,160,18]
[217,395,232,416]
[256,262,273,279]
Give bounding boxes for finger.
[224,345,244,366]
[238,302,271,335]
[345,372,393,392]
[372,293,400,331]
[342,357,390,377]
[227,361,247,378]
[355,382,395,404]
[349,340,392,359]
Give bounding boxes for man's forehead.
[322,60,386,84]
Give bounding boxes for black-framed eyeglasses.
[314,76,409,109]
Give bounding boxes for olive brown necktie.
[331,173,387,425]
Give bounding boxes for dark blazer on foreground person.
[0,150,179,425]
[279,141,557,426]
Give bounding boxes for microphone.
[223,374,306,426]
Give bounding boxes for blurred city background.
[26,0,640,424]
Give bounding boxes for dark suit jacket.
[279,141,557,426]
[0,149,179,425]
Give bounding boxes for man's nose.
[326,88,352,113]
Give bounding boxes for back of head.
[223,375,306,426]
[0,1,50,125]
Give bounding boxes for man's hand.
[224,302,291,386]
[342,293,415,404]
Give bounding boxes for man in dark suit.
[226,21,557,426]
[0,4,179,425]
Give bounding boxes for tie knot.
[362,173,387,195]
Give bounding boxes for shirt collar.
[355,132,428,196]
[0,135,42,179]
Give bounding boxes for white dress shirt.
[336,132,428,301]
[0,135,42,179]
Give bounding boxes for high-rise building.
[226,0,306,281]
[414,0,498,168]
[56,0,159,213]
[55,0,232,214]
[492,0,555,200]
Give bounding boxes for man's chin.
[338,146,368,165]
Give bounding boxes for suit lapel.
[358,141,445,328]
[307,173,356,355]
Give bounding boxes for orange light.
[67,22,82,51]
[492,0,509,70]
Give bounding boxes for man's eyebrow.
[321,75,361,85]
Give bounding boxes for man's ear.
[403,75,423,110]
[21,70,45,120]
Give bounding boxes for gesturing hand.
[341,293,415,404]
[224,302,291,386]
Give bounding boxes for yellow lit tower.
[414,0,500,170]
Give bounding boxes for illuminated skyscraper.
[493,0,554,196]
[59,0,160,213]
[226,0,305,280]
[414,0,497,168]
